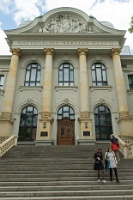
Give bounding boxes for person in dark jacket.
[93,148,106,183]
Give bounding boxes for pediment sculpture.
[39,15,93,33]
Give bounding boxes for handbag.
[105,152,110,171]
[95,160,100,164]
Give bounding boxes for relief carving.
[1,112,12,120]
[42,112,51,119]
[42,15,93,34]
[81,111,90,118]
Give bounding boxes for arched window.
[58,63,74,86]
[94,105,112,140]
[57,105,75,119]
[24,63,41,86]
[91,63,107,86]
[18,106,38,141]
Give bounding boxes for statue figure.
[60,15,71,32]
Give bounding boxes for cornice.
[120,55,133,61]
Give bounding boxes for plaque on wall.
[83,131,90,136]
[41,132,48,137]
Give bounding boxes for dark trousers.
[110,167,118,180]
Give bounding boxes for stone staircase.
[0,144,133,199]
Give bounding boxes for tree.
[128,16,133,33]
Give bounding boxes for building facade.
[0,7,133,145]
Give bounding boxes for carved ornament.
[1,112,12,120]
[44,48,54,56]
[81,111,90,118]
[42,112,51,119]
[41,15,93,34]
[10,48,21,57]
[78,48,88,56]
[111,48,121,56]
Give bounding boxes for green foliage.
[128,16,133,33]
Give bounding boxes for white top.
[105,151,117,168]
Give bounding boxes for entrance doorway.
[57,118,75,145]
[94,105,113,140]
[18,106,38,141]
[57,105,75,145]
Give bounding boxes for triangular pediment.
[5,7,125,36]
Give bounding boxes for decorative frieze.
[14,40,118,47]
[40,15,93,34]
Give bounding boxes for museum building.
[0,7,133,145]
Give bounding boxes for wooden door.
[57,118,75,145]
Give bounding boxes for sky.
[0,0,133,55]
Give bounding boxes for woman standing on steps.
[93,148,106,183]
[105,147,120,183]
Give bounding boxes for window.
[0,75,4,90]
[24,63,41,86]
[94,105,112,140]
[18,106,38,141]
[128,75,133,89]
[58,63,74,86]
[91,63,108,86]
[57,105,75,119]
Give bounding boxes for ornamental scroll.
[39,15,93,33]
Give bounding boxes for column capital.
[10,48,21,57]
[111,48,121,56]
[44,48,54,56]
[78,48,88,56]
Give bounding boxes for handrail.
[113,134,133,159]
[0,135,17,158]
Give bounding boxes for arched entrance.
[94,105,113,140]
[18,106,38,141]
[57,105,75,145]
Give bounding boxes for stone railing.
[0,136,9,144]
[0,135,17,158]
[114,135,133,159]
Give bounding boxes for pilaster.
[78,48,93,140]
[0,48,21,136]
[37,48,54,142]
[111,48,133,136]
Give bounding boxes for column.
[111,48,133,136]
[78,48,92,140]
[0,48,21,136]
[38,48,54,142]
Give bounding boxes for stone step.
[1,196,133,200]
[0,177,131,182]
[1,180,133,186]
[0,184,133,191]
[0,144,131,199]
[0,170,132,175]
[0,189,133,197]
[0,172,132,178]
